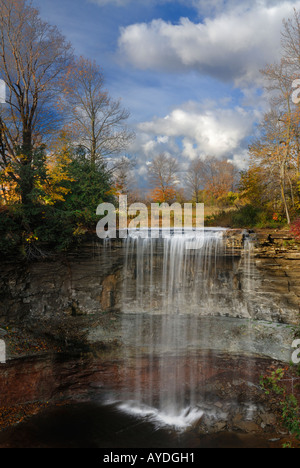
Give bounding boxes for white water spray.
[114,228,258,430]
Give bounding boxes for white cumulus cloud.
[137,101,258,160]
[118,1,300,86]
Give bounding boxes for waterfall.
[115,228,256,429]
[121,228,227,316]
[243,235,255,294]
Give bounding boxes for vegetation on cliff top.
[1,2,300,258]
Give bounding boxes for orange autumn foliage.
[150,186,176,204]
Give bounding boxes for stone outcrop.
[225,229,300,325]
[0,230,299,445]
[0,349,288,437]
[0,241,124,324]
[0,229,298,357]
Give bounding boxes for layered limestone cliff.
[0,229,299,444]
[0,229,298,359]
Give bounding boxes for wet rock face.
[0,350,286,439]
[0,231,299,341]
[0,242,124,324]
[225,230,300,325]
[0,231,298,445]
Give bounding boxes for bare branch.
[61,56,134,167]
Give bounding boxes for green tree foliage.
[260,367,300,447]
[0,143,115,257]
[0,1,132,258]
[63,147,114,229]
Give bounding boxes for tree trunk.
[280,162,291,225]
[20,127,34,205]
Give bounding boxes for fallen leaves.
[0,400,71,431]
[0,402,50,431]
[3,327,62,358]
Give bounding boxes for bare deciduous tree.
[0,0,73,204]
[249,106,296,225]
[281,8,300,72]
[62,56,135,168]
[147,153,179,203]
[186,156,239,202]
[113,155,138,202]
[185,159,204,202]
[257,9,300,223]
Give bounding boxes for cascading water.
[114,227,254,429]
[121,228,231,316]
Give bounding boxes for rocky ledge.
[0,229,299,446]
[0,228,299,359]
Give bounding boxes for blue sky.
[33,0,300,187]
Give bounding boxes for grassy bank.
[204,204,288,230]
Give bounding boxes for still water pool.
[0,400,283,448]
